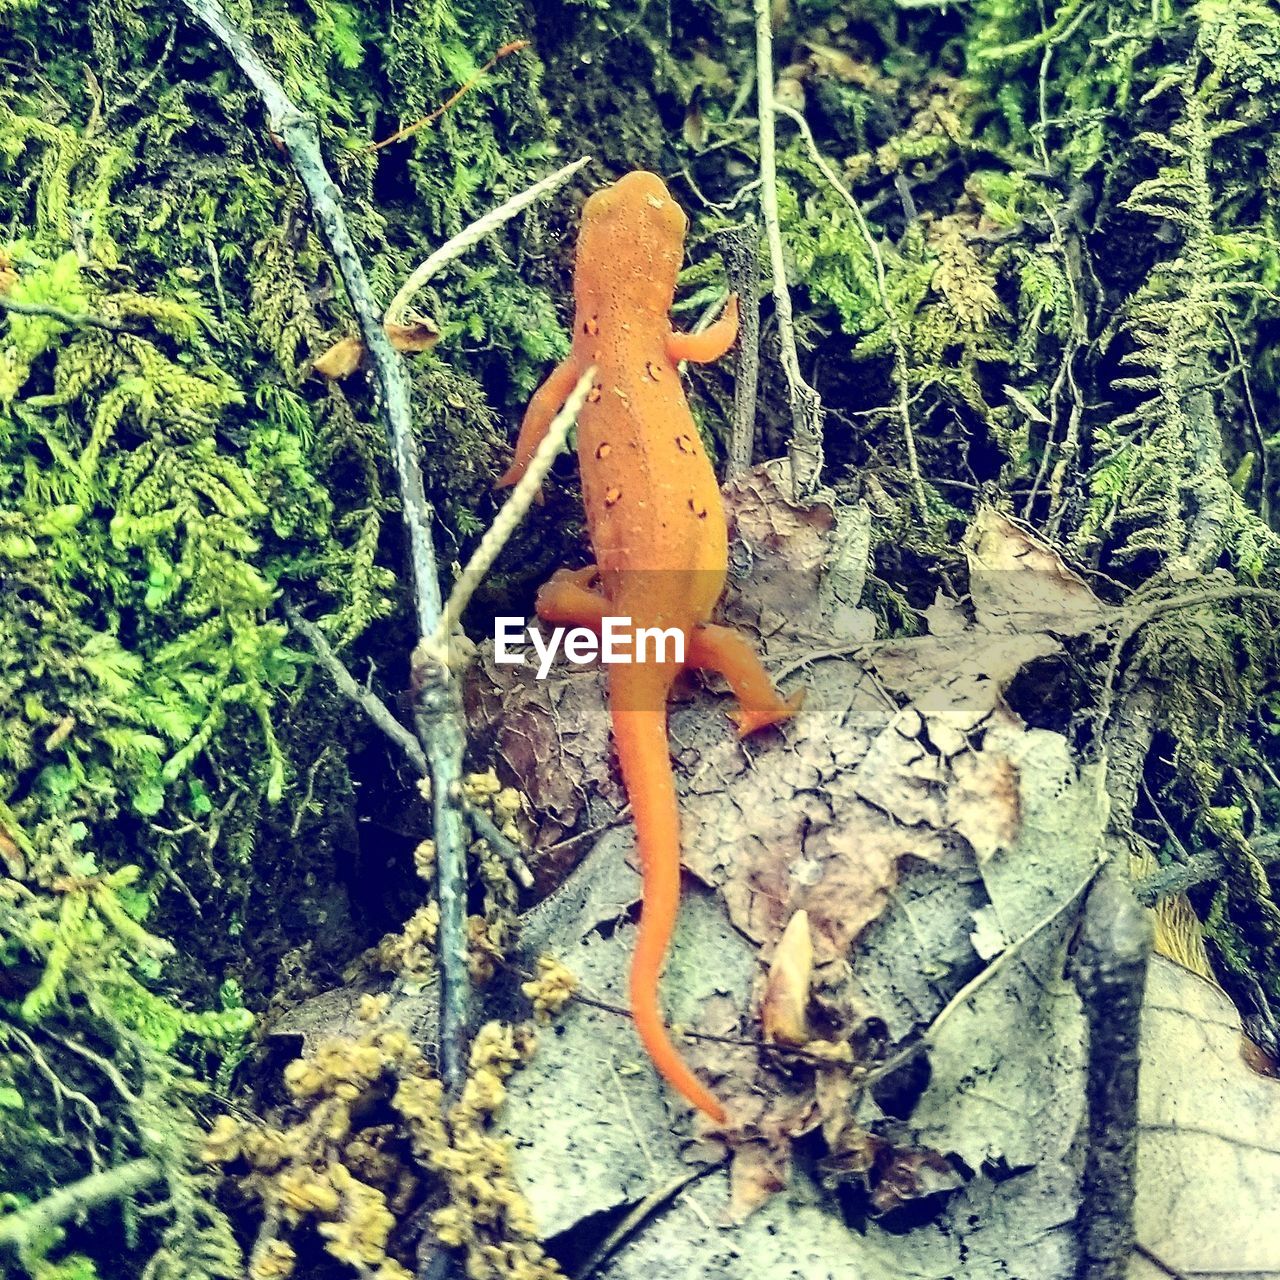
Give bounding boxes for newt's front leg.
[687,622,803,736]
[497,357,580,491]
[666,294,739,364]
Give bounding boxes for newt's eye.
[583,316,600,336]
[595,442,612,460]
[688,498,708,519]
[587,384,603,403]
[604,487,622,507]
[644,361,662,380]
[675,434,696,453]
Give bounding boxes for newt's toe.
[730,687,805,738]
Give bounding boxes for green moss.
[4,0,1280,1272]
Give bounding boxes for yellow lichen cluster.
[204,988,569,1280]
[463,769,531,981]
[371,902,440,976]
[201,760,569,1280]
[249,1239,298,1279]
[414,837,436,880]
[468,913,507,984]
[462,769,527,847]
[202,1000,428,1280]
[520,955,576,1023]
[363,772,531,986]
[425,1022,562,1280]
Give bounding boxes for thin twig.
[1133,1243,1188,1280]
[464,802,534,890]
[1136,832,1280,906]
[862,858,1105,1089]
[108,23,176,117]
[0,293,124,331]
[386,157,593,326]
[286,605,427,773]
[720,217,761,477]
[9,1026,105,1163]
[1221,314,1271,526]
[775,103,927,516]
[369,41,531,152]
[50,1031,141,1105]
[425,366,596,661]
[1095,585,1280,741]
[1023,8,1093,531]
[286,604,534,888]
[753,0,825,498]
[572,1165,721,1280]
[0,1158,161,1255]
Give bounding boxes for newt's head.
[574,171,688,320]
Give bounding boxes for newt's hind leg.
[687,623,803,736]
[536,566,605,630]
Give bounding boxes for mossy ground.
[3,0,1280,1276]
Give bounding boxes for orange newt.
[499,171,800,1125]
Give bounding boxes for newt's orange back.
[501,172,800,1125]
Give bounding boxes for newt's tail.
[610,681,729,1126]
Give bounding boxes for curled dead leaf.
[682,92,706,149]
[384,315,441,353]
[311,312,441,380]
[762,909,813,1046]
[963,505,1108,635]
[311,335,365,380]
[869,1149,962,1215]
[802,41,882,89]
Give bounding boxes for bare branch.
[776,103,928,516]
[1072,863,1153,1280]
[0,1159,161,1256]
[286,605,534,888]
[0,293,125,331]
[720,218,762,478]
[179,0,474,1091]
[753,0,825,498]
[387,157,593,326]
[286,605,428,776]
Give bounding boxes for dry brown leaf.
[312,313,441,380]
[311,335,365,380]
[964,506,1109,635]
[475,464,1107,1227]
[385,316,441,353]
[1134,957,1280,1278]
[761,909,813,1045]
[868,1149,963,1214]
[721,460,833,638]
[947,748,1020,862]
[728,1139,790,1222]
[803,41,882,89]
